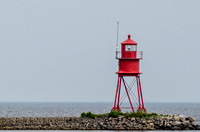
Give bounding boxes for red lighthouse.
[112,34,146,112]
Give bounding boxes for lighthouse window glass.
[125,45,137,51]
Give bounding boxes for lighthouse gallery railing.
[116,51,143,59]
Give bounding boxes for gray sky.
[0,0,200,102]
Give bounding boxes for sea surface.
[0,102,199,132]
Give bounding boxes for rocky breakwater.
[0,115,199,130]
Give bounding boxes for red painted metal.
[121,34,137,45]
[117,77,121,109]
[136,76,141,109]
[112,34,146,112]
[138,76,145,109]
[113,76,120,109]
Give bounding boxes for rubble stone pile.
[0,115,199,130]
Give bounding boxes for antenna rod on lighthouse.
[116,21,119,51]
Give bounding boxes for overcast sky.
[0,0,199,102]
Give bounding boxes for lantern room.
[116,34,143,75]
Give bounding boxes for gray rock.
[166,123,171,128]
[197,125,200,130]
[174,121,182,126]
[131,118,135,122]
[149,123,154,127]
[172,126,181,130]
[185,117,195,122]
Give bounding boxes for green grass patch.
[123,112,158,118]
[108,111,123,118]
[81,111,160,118]
[81,112,107,118]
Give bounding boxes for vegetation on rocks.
[81,111,159,118]
[81,112,106,118]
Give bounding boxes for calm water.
[0,102,199,132]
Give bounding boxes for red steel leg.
[113,76,120,109]
[122,77,135,112]
[136,76,141,109]
[116,76,122,109]
[138,76,145,109]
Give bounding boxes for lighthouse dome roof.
[121,34,137,45]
